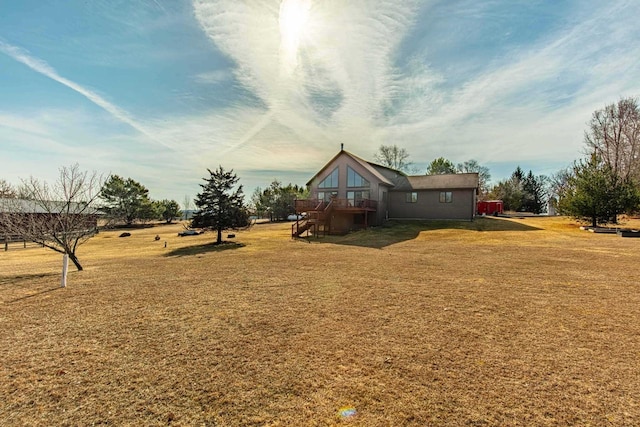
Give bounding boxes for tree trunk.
[217,227,222,245]
[68,252,83,271]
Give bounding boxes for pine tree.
[192,166,249,244]
[100,175,154,225]
[522,171,548,214]
[558,154,640,227]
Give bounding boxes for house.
[292,149,479,236]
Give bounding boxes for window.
[347,190,370,206]
[347,166,370,188]
[318,167,339,188]
[439,191,453,203]
[317,191,336,202]
[406,192,417,203]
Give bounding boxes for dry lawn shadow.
[164,241,245,257]
[7,286,61,303]
[324,217,542,249]
[0,272,59,287]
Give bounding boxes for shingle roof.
[306,150,399,186]
[394,173,479,191]
[306,150,479,191]
[0,198,100,215]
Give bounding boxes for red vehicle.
[477,200,503,216]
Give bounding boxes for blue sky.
[1,0,639,203]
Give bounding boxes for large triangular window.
[318,167,339,188]
[347,166,370,188]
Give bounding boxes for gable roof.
[306,150,479,191]
[306,150,399,187]
[392,173,479,191]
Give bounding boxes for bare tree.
[585,97,640,184]
[1,165,104,272]
[456,159,492,198]
[183,194,192,220]
[0,179,16,198]
[373,144,414,173]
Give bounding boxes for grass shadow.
[7,287,61,303]
[0,272,59,287]
[317,217,542,249]
[165,241,246,257]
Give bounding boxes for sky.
[1,0,639,204]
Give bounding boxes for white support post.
[61,254,69,288]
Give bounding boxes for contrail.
[219,110,274,155]
[0,40,174,150]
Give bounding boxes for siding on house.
[301,150,479,228]
[387,173,479,221]
[388,188,476,220]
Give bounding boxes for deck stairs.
[292,200,333,238]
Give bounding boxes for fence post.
[4,236,7,252]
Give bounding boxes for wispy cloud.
[2,0,639,200]
[192,0,423,157]
[0,39,174,150]
[191,0,640,175]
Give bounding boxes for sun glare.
[279,0,311,73]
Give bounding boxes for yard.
[1,216,640,425]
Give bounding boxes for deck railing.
[295,198,377,212]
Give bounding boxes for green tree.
[558,154,640,227]
[99,175,154,226]
[522,171,548,214]
[251,181,307,221]
[156,199,182,224]
[489,167,548,213]
[373,144,413,172]
[426,157,456,175]
[191,166,249,244]
[488,178,524,212]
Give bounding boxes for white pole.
[61,254,69,288]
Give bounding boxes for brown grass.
[2,217,640,426]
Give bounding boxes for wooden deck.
[292,198,377,237]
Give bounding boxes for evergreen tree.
[192,166,249,244]
[558,154,640,226]
[251,181,307,221]
[157,199,182,224]
[100,175,154,225]
[522,171,548,214]
[426,157,456,175]
[489,177,524,212]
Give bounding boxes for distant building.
[0,198,100,238]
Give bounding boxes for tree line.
[554,97,640,226]
[2,96,639,273]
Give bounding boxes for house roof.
[393,173,479,191]
[0,198,101,215]
[306,150,400,187]
[306,150,479,191]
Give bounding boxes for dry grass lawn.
[1,216,640,426]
